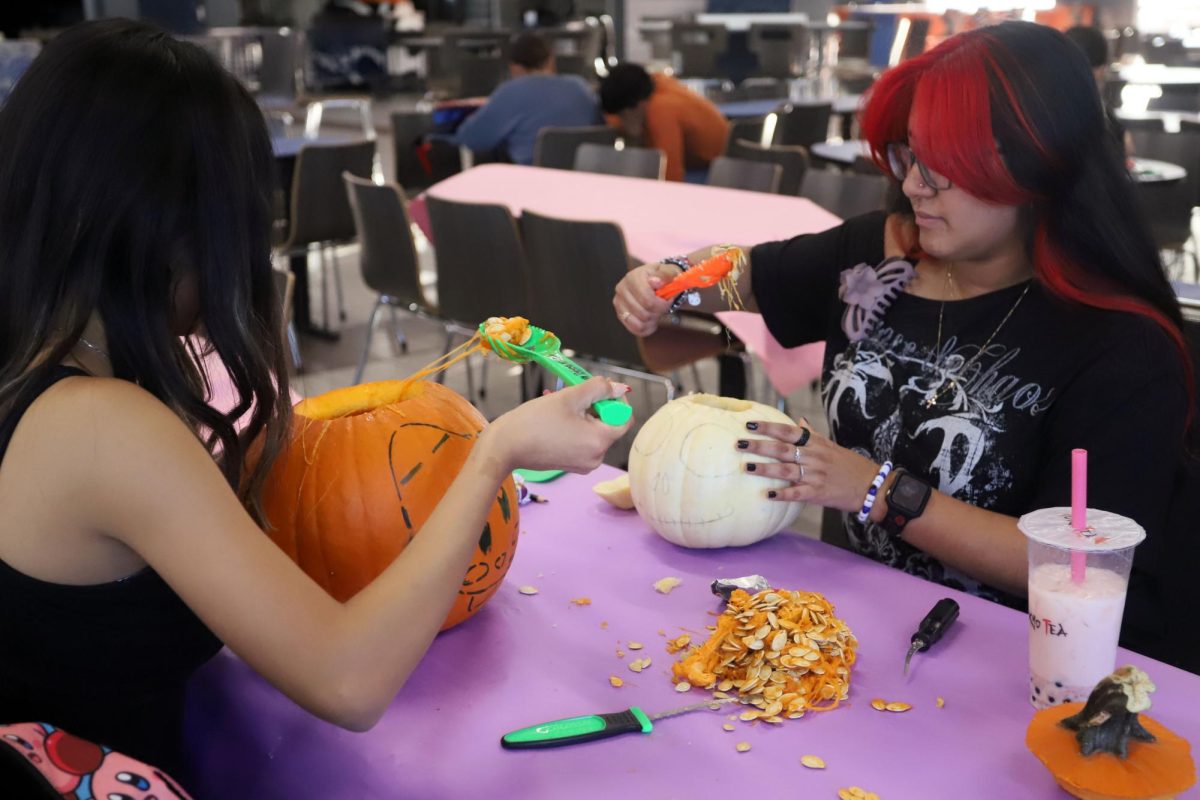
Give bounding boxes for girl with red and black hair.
[614,22,1190,666]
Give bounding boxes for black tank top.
[0,366,222,779]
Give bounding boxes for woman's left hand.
[738,418,883,512]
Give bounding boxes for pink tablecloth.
[184,467,1200,799]
[410,163,842,261]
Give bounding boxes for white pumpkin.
[628,394,804,548]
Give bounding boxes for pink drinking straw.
[1070,448,1088,583]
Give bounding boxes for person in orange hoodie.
[600,63,729,181]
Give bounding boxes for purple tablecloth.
[184,467,1200,799]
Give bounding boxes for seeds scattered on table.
[665,634,691,654]
[800,755,826,769]
[736,742,751,753]
[658,628,667,636]
[654,576,683,594]
[722,723,735,732]
[609,676,624,688]
[936,696,945,708]
[616,649,625,658]
[885,702,912,712]
[838,787,880,800]
[870,698,887,711]
[628,641,644,650]
[569,597,591,606]
[518,585,538,595]
[628,657,652,673]
[600,621,609,630]
[675,681,692,692]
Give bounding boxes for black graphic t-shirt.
[750,211,1187,605]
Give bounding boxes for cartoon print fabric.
[0,722,192,800]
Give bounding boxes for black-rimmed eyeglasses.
[886,142,952,192]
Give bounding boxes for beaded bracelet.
[662,255,691,274]
[856,460,894,524]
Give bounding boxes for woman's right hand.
[475,377,632,478]
[612,262,680,337]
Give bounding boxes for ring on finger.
[792,446,803,464]
[793,427,811,447]
[797,463,805,479]
[621,310,633,321]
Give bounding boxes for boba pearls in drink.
[1019,507,1145,710]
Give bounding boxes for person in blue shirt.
[456,33,601,165]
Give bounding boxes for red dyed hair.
[859,24,1193,409]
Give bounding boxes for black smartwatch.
[880,468,932,539]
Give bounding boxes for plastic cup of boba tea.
[1018,506,1145,709]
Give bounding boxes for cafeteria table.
[183,466,1200,799]
[409,163,843,262]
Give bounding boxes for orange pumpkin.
[1027,703,1196,800]
[260,380,520,630]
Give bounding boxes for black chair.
[533,126,620,170]
[343,174,439,383]
[722,115,769,154]
[669,22,729,80]
[748,24,810,81]
[425,196,531,400]
[391,110,462,194]
[278,139,376,333]
[459,53,509,98]
[1130,129,1200,208]
[573,143,665,180]
[800,167,889,218]
[726,139,810,195]
[519,209,726,399]
[771,101,833,149]
[1135,178,1196,279]
[707,156,783,194]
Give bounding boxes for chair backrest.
[1130,129,1200,208]
[534,126,620,170]
[574,142,665,180]
[343,173,430,307]
[519,210,645,368]
[747,24,809,80]
[669,22,729,79]
[1120,115,1167,133]
[800,167,889,218]
[726,139,809,195]
[391,111,462,192]
[459,53,509,98]
[836,23,873,61]
[256,28,301,101]
[722,115,768,153]
[425,196,530,324]
[771,101,833,149]
[285,139,376,248]
[271,267,295,340]
[707,156,783,194]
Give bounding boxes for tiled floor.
[287,106,829,536]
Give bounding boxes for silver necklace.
[925,266,1031,409]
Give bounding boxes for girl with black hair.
[0,19,628,778]
[614,22,1190,664]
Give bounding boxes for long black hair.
[860,22,1190,398]
[0,19,291,518]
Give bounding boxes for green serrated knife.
[500,697,737,749]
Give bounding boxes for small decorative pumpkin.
[1026,666,1196,800]
[260,380,520,630]
[628,394,803,548]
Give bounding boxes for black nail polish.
[746,463,756,472]
[736,440,749,449]
[745,422,759,430]
[768,490,777,499]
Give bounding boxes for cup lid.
[1017,507,1146,552]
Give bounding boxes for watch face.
[892,474,929,511]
